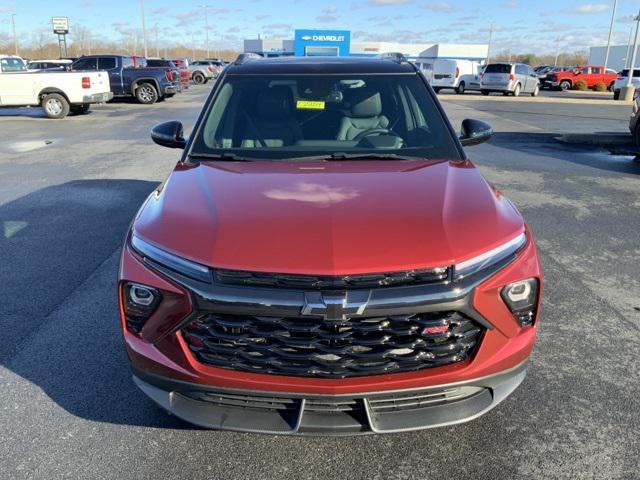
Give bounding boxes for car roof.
[225,56,417,75]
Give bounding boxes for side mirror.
[459,119,493,147]
[151,120,187,149]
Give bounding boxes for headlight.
[501,278,539,326]
[122,282,161,332]
[454,232,526,280]
[131,234,212,283]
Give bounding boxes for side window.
[580,67,590,75]
[73,58,97,70]
[122,57,134,69]
[98,57,117,69]
[515,65,525,75]
[591,67,601,74]
[1,58,26,72]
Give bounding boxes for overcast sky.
[1,0,639,54]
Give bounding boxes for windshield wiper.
[325,152,420,161]
[188,152,255,162]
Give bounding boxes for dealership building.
[244,29,488,62]
[589,44,640,72]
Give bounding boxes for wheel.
[70,104,90,115]
[614,90,620,100]
[41,93,70,119]
[559,80,571,91]
[455,82,465,94]
[135,83,158,104]
[481,90,490,96]
[433,87,441,93]
[512,83,521,97]
[531,84,539,97]
[192,72,205,85]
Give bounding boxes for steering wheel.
[353,128,392,141]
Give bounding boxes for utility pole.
[621,9,640,101]
[554,37,561,66]
[603,0,618,70]
[199,4,210,59]
[140,0,148,57]
[486,23,494,64]
[154,23,159,57]
[10,13,18,55]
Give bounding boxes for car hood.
[133,159,524,275]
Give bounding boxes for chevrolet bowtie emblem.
[302,291,370,321]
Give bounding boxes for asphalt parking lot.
[1,86,639,480]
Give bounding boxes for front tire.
[481,89,490,96]
[433,87,441,93]
[42,93,70,119]
[135,83,158,104]
[614,90,620,100]
[559,80,571,91]
[531,84,539,97]
[455,82,465,94]
[512,83,521,97]
[193,72,205,85]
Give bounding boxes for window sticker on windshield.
[296,100,325,110]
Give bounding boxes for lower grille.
[182,311,483,378]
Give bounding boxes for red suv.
[119,56,542,434]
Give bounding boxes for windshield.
[191,73,461,161]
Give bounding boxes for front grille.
[182,311,483,378]
[213,267,449,290]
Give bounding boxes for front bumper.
[82,92,113,103]
[119,229,541,433]
[132,360,527,435]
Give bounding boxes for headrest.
[256,86,294,120]
[348,89,382,118]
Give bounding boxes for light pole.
[199,4,210,59]
[154,22,159,57]
[554,37,561,66]
[625,25,634,68]
[603,0,618,69]
[140,0,148,57]
[486,23,494,64]
[621,10,640,101]
[10,13,18,55]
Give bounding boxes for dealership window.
[304,46,339,56]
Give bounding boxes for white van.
[430,59,479,94]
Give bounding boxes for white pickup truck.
[0,55,113,118]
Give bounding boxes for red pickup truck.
[545,65,617,91]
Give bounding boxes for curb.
[556,132,634,147]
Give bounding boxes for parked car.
[544,65,617,91]
[26,59,72,71]
[430,59,481,94]
[0,55,112,118]
[119,56,542,435]
[612,69,640,100]
[72,55,179,104]
[188,60,217,84]
[480,62,540,96]
[538,66,574,89]
[630,88,639,143]
[148,58,189,90]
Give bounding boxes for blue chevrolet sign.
[294,29,351,57]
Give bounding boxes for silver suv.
[480,63,540,97]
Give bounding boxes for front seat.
[336,89,389,141]
[241,86,302,148]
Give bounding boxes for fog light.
[501,279,538,326]
[123,282,161,332]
